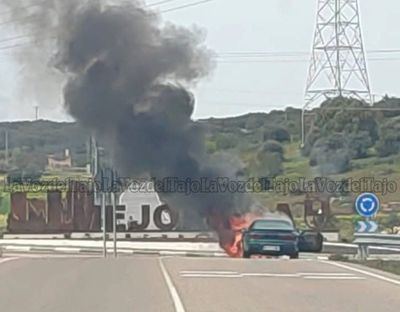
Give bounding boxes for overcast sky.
[0,0,400,121]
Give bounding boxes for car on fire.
[242,217,323,259]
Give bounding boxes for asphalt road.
[0,255,399,312]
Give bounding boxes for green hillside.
[0,97,400,229]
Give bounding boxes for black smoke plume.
[4,0,254,228]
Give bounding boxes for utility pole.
[302,0,371,146]
[34,105,39,121]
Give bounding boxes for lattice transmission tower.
[304,0,372,110]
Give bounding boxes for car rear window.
[251,220,294,231]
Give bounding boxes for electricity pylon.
[302,0,372,145]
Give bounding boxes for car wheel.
[290,253,299,259]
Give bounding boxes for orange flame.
[208,212,261,258]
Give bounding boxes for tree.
[205,140,217,154]
[255,152,283,177]
[386,212,400,229]
[376,116,400,157]
[304,97,380,172]
[8,149,47,182]
[215,133,238,150]
[374,97,400,118]
[309,135,352,174]
[263,126,290,143]
[260,140,284,160]
[347,131,373,159]
[244,114,266,130]
[251,141,285,177]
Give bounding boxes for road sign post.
[356,221,378,233]
[102,192,107,258]
[112,192,117,258]
[354,193,380,259]
[355,193,380,219]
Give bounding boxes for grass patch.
[0,214,7,232]
[354,260,400,276]
[0,193,10,215]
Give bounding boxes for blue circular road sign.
[355,193,380,218]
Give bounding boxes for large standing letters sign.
[126,204,178,231]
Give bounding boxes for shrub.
[309,136,352,174]
[263,126,290,143]
[215,134,238,150]
[260,140,284,157]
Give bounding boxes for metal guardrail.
[354,233,400,260]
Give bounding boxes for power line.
[0,0,215,27]
[217,49,400,57]
[0,33,35,45]
[0,0,177,17]
[0,12,43,26]
[0,0,216,52]
[147,0,181,7]
[160,0,214,13]
[0,34,55,51]
[3,38,400,64]
[0,42,32,51]
[0,0,48,17]
[3,30,400,59]
[217,58,400,64]
[200,87,303,95]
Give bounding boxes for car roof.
[251,217,294,225]
[250,217,294,227]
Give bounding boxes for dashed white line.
[322,261,400,286]
[243,273,299,278]
[159,258,186,312]
[179,270,362,280]
[181,274,241,278]
[180,271,237,275]
[304,276,366,280]
[298,273,354,276]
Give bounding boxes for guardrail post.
[357,244,368,261]
[357,245,362,260]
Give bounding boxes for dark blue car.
[242,218,323,259]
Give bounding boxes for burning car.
[242,217,323,259]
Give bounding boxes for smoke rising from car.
[4,0,255,228]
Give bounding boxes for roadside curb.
[0,244,227,258]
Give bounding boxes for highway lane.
[0,256,175,312]
[0,255,400,312]
[163,257,400,312]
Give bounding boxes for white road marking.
[0,257,19,265]
[322,261,400,286]
[8,253,99,259]
[4,246,31,252]
[181,274,241,278]
[298,273,355,276]
[159,258,186,312]
[179,270,361,280]
[54,247,82,253]
[243,273,299,278]
[180,271,237,275]
[304,276,366,280]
